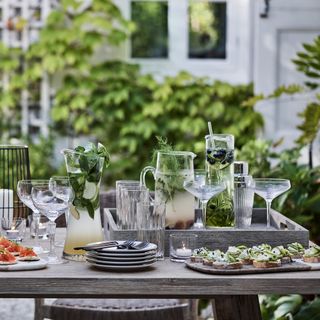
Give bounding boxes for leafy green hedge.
[51,62,262,183]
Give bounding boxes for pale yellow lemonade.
[63,207,104,257]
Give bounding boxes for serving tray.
[185,259,320,275]
[104,208,309,257]
[0,259,47,271]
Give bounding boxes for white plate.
[91,250,157,258]
[87,260,157,271]
[86,252,156,262]
[86,256,157,266]
[96,241,157,254]
[0,258,47,271]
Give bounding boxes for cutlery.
[74,241,119,251]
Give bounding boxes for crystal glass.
[116,180,140,229]
[49,176,73,246]
[170,234,198,262]
[1,217,26,241]
[17,179,49,253]
[254,178,291,228]
[137,201,165,260]
[183,173,225,229]
[205,134,235,227]
[31,182,69,264]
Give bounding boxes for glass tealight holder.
[169,234,198,263]
[1,217,26,241]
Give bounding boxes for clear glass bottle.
[205,134,234,227]
[234,161,255,228]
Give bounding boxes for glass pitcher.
[62,149,105,261]
[140,151,196,229]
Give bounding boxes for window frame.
[115,0,253,83]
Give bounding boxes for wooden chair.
[34,190,196,320]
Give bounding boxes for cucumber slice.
[70,204,80,220]
[82,181,98,200]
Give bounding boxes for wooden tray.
[185,259,320,275]
[104,208,309,257]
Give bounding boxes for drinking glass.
[184,172,225,229]
[254,178,291,228]
[17,179,49,253]
[49,176,73,246]
[1,217,26,241]
[31,182,69,264]
[116,180,140,229]
[137,201,165,260]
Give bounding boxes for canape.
[303,245,320,263]
[18,247,40,261]
[0,248,17,265]
[287,242,305,259]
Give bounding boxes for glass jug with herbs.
[205,134,235,227]
[140,151,196,229]
[62,143,110,261]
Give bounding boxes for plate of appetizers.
[185,242,320,275]
[0,236,47,271]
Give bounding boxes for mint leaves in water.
[67,142,110,219]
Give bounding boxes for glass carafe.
[62,149,105,261]
[205,134,235,227]
[140,151,196,229]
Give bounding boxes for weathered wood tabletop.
[1,229,319,320]
[0,257,319,298]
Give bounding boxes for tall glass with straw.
[205,122,235,227]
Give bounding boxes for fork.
[129,241,149,250]
[117,240,135,249]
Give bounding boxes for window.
[188,1,227,59]
[131,1,168,58]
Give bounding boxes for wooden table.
[1,231,319,320]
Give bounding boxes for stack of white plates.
[85,241,158,271]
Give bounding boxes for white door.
[253,0,320,164]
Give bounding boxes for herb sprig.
[68,142,110,219]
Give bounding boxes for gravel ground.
[0,299,34,320]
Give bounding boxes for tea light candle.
[176,246,192,257]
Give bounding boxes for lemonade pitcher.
[62,145,108,261]
[140,151,196,229]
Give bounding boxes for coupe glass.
[49,176,74,246]
[17,179,49,253]
[184,171,225,229]
[31,182,70,264]
[254,178,291,228]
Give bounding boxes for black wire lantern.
[0,145,31,219]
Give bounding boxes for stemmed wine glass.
[31,181,71,264]
[49,176,73,247]
[184,171,225,229]
[17,180,49,254]
[254,178,291,228]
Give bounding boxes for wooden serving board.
[0,259,47,271]
[185,259,320,275]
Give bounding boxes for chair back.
[0,145,31,219]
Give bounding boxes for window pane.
[131,1,168,58]
[188,1,227,59]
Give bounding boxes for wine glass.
[254,178,291,228]
[49,176,74,247]
[31,182,69,264]
[184,171,225,229]
[17,180,49,254]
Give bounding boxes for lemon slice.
[82,181,98,200]
[70,205,80,220]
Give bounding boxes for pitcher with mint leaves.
[62,143,110,261]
